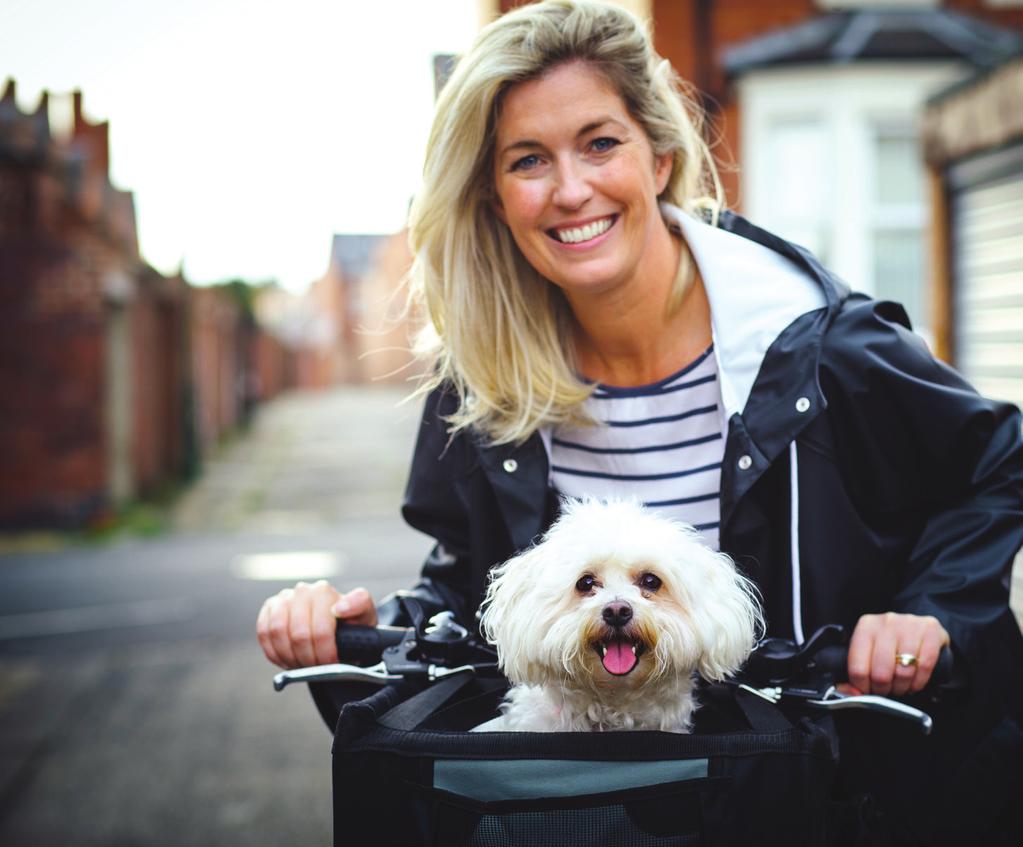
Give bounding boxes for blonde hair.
[408,0,723,445]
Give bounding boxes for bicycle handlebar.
[276,615,959,733]
[807,644,956,690]
[335,624,413,667]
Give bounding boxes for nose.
[602,601,633,628]
[552,158,593,209]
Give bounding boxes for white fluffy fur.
[478,499,763,733]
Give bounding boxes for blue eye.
[591,137,619,153]
[511,153,541,171]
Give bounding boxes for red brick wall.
[130,272,188,496]
[252,329,291,401]
[190,287,242,454]
[0,155,111,526]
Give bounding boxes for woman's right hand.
[256,580,378,669]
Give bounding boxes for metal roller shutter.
[951,143,1023,410]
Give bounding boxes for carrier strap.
[734,687,793,733]
[378,673,476,731]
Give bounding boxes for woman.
[258,1,1023,840]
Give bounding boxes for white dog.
[477,499,763,733]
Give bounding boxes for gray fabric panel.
[434,757,709,802]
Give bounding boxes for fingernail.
[333,598,350,616]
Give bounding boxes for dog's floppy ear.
[479,544,548,684]
[686,547,763,682]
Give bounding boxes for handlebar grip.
[812,644,956,688]
[335,623,413,667]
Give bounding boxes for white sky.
[1,0,481,292]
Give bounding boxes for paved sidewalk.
[0,385,432,846]
[174,385,424,534]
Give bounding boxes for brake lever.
[741,683,933,734]
[273,661,401,691]
[273,660,484,692]
[806,686,933,734]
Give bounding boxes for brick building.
[0,81,299,529]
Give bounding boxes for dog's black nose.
[602,601,633,628]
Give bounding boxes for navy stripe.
[590,345,715,397]
[593,373,716,400]
[552,432,722,455]
[605,404,718,428]
[551,462,722,482]
[644,492,720,507]
[692,521,720,531]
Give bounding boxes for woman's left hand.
[846,612,950,697]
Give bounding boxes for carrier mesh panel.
[469,805,700,847]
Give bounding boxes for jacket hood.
[662,204,839,419]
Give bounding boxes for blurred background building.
[0,82,304,528]
[2,0,1021,531]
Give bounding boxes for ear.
[687,548,763,681]
[479,545,546,684]
[654,151,672,196]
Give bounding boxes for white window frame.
[738,62,965,339]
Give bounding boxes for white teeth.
[630,644,637,655]
[600,646,608,657]
[555,216,613,244]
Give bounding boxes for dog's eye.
[639,573,662,592]
[575,574,597,594]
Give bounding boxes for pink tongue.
[602,641,638,675]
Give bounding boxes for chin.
[478,498,763,733]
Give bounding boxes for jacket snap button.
[503,459,518,473]
[796,397,811,413]
[738,455,752,471]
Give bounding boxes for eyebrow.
[498,116,628,158]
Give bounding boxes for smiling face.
[492,60,673,304]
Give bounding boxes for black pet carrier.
[327,673,838,847]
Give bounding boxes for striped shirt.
[550,345,724,550]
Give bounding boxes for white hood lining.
[665,205,827,421]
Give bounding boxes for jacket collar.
[662,204,834,419]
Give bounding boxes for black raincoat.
[381,210,1023,843]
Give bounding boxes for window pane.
[875,133,923,206]
[764,119,829,260]
[874,230,927,332]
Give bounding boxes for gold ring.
[895,653,918,668]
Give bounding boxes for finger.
[311,582,340,665]
[256,599,283,668]
[869,619,898,696]
[288,582,318,668]
[847,616,878,695]
[910,620,949,694]
[333,587,378,627]
[267,590,298,669]
[890,638,920,698]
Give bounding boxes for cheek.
[495,181,550,233]
[604,155,660,207]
